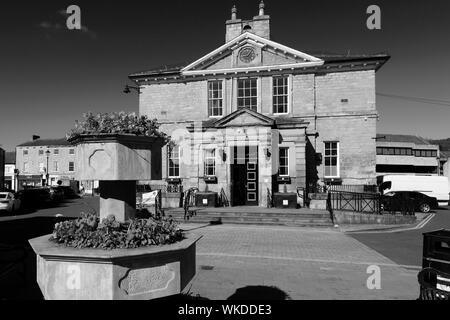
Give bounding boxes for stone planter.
[68,134,165,222]
[69,134,164,181]
[29,234,202,300]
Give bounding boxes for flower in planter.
[50,212,184,250]
[66,112,170,143]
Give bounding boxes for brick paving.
[180,223,420,300]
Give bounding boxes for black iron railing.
[327,184,378,194]
[219,188,230,207]
[137,184,183,194]
[183,187,199,220]
[329,191,381,214]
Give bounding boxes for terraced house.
[129,2,390,207]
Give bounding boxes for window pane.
[208,81,223,117]
[324,142,339,177]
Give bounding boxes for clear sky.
[1,0,450,151]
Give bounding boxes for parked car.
[15,188,52,209]
[381,191,439,213]
[378,175,450,207]
[54,186,80,199]
[48,187,65,202]
[0,192,21,213]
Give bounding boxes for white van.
[379,175,450,207]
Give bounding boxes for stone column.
[99,180,136,223]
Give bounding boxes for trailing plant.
[66,112,169,142]
[50,212,184,250]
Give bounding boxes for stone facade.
[129,6,389,207]
[16,138,77,188]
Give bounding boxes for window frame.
[167,145,180,178]
[279,147,289,177]
[237,78,258,111]
[207,80,224,118]
[69,149,75,155]
[53,161,58,172]
[324,141,340,178]
[272,76,290,115]
[53,149,59,155]
[68,161,75,172]
[203,149,216,177]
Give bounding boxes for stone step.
[168,214,333,227]
[169,213,331,223]
[165,209,330,219]
[174,217,333,227]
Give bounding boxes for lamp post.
[45,150,50,186]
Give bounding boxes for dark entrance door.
[231,146,258,206]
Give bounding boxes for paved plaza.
[0,198,423,300]
[180,223,420,300]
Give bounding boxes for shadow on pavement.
[227,286,291,300]
[0,216,75,300]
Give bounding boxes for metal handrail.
[219,188,230,207]
[267,188,273,208]
[183,187,199,220]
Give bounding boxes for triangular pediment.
[181,32,324,75]
[213,108,274,128]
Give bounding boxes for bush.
[50,212,184,250]
[66,112,169,142]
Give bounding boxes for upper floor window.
[237,78,257,111]
[204,149,216,177]
[273,76,289,114]
[23,162,29,172]
[23,150,28,156]
[168,145,180,178]
[208,81,223,117]
[324,142,339,178]
[39,150,44,156]
[69,149,75,155]
[54,149,59,155]
[69,162,75,172]
[279,147,289,176]
[53,161,58,172]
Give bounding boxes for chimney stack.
[259,1,265,16]
[231,5,237,20]
[32,135,40,141]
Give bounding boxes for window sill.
[203,176,218,184]
[272,113,289,116]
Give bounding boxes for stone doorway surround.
[187,108,309,207]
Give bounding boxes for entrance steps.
[164,207,334,227]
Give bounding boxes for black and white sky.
[1,0,450,151]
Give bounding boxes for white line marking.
[345,213,435,234]
[197,252,422,270]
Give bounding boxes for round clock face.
[239,47,256,63]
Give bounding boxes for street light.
[45,150,51,186]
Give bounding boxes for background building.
[376,134,440,176]
[129,4,389,207]
[4,151,16,191]
[16,137,77,189]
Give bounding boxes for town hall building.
[129,2,389,207]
